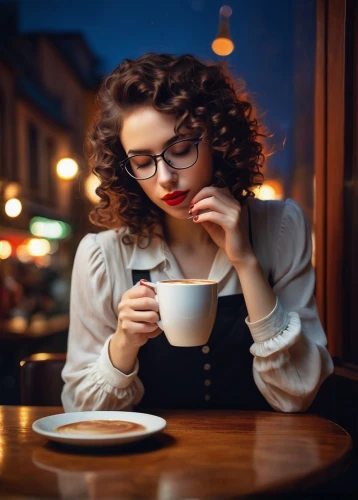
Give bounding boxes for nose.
[156,157,177,187]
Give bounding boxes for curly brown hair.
[87,53,265,241]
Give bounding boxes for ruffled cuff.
[249,312,301,360]
[95,335,139,389]
[245,297,291,343]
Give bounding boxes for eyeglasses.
[119,137,202,180]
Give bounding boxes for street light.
[212,6,234,56]
[56,158,79,180]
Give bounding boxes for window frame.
[315,0,357,364]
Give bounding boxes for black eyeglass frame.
[119,136,203,180]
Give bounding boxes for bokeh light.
[4,182,21,200]
[5,198,22,217]
[0,240,12,259]
[253,180,284,200]
[84,173,101,204]
[220,5,232,17]
[30,217,72,239]
[27,238,51,257]
[212,37,234,56]
[16,244,32,263]
[56,158,78,180]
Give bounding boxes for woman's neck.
[163,215,214,250]
[162,215,218,279]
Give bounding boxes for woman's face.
[120,106,213,219]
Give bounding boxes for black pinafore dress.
[133,208,272,410]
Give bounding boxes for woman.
[62,53,333,413]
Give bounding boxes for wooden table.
[0,406,352,499]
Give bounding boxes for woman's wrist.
[109,331,140,375]
[233,254,277,323]
[231,251,258,274]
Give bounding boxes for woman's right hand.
[109,284,162,374]
[116,283,162,347]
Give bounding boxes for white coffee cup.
[141,279,218,347]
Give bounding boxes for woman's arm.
[242,200,333,412]
[233,255,277,322]
[190,190,333,413]
[61,234,144,412]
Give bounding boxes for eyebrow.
[127,135,181,155]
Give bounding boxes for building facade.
[0,1,101,265]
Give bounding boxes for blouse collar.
[120,231,166,271]
[120,228,233,284]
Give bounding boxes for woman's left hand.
[190,186,255,267]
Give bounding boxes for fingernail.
[190,204,194,210]
[193,215,199,222]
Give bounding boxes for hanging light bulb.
[212,5,234,56]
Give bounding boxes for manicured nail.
[193,215,199,222]
[190,204,194,210]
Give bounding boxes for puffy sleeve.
[246,199,334,412]
[61,234,144,412]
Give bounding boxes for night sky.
[18,0,315,178]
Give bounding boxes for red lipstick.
[161,190,189,207]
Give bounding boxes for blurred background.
[0,0,336,404]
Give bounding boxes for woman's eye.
[136,163,151,169]
[133,158,152,169]
[172,146,191,156]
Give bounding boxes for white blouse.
[61,197,334,413]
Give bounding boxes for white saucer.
[32,411,167,447]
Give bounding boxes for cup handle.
[140,280,163,330]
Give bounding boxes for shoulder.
[77,228,128,257]
[248,197,307,231]
[247,198,310,268]
[248,196,298,215]
[72,229,132,292]
[74,228,127,273]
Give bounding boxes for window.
[44,136,57,203]
[315,0,358,365]
[27,122,39,191]
[342,0,358,364]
